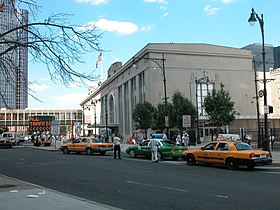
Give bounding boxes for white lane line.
[126,180,229,199]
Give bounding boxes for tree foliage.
[203,84,236,134]
[132,102,156,133]
[0,0,102,107]
[169,90,196,131]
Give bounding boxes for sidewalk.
[0,175,122,210]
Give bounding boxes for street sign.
[182,115,191,128]
[29,116,55,132]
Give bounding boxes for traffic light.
[269,106,273,114]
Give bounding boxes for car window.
[161,140,175,146]
[203,143,217,150]
[234,142,253,150]
[216,143,229,151]
[140,140,150,146]
[91,138,102,143]
[73,139,80,143]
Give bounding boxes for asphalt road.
[1,146,280,210]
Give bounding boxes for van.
[2,132,20,145]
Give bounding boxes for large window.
[197,82,214,116]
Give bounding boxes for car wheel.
[129,150,137,158]
[100,151,106,156]
[62,147,69,154]
[186,154,196,166]
[86,147,92,155]
[226,158,238,170]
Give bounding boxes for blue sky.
[28,0,280,109]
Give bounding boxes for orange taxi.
[60,137,113,155]
[182,140,272,169]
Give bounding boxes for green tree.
[132,102,156,137]
[169,91,196,132]
[151,102,172,131]
[203,84,236,135]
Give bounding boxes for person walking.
[176,134,181,146]
[113,135,122,159]
[182,131,189,148]
[150,139,160,163]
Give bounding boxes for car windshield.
[234,142,253,150]
[160,140,175,146]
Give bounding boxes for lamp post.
[133,53,168,136]
[248,8,269,151]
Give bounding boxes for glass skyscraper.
[0,0,28,109]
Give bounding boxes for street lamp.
[91,100,97,136]
[133,53,168,136]
[248,8,269,151]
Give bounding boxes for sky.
[27,0,280,109]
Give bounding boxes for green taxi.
[126,139,187,160]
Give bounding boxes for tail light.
[249,153,257,159]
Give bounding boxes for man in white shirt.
[113,136,122,159]
[150,139,160,162]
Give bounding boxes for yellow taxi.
[182,140,272,169]
[60,137,113,155]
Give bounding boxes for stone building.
[81,43,263,143]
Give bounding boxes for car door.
[68,138,80,152]
[196,142,217,163]
[137,140,151,156]
[211,142,230,164]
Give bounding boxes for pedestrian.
[270,135,275,151]
[176,134,181,146]
[113,135,122,159]
[182,131,189,148]
[150,139,160,163]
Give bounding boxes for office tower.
[0,0,28,109]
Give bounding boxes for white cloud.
[79,18,139,35]
[222,0,234,4]
[144,0,166,3]
[203,5,220,15]
[161,12,169,18]
[75,0,109,5]
[29,83,49,92]
[140,25,154,32]
[51,93,87,107]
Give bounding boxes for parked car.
[126,139,187,160]
[0,137,12,148]
[1,132,20,146]
[182,140,272,169]
[60,137,113,155]
[18,133,25,142]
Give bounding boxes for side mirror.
[201,146,204,150]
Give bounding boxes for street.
[1,146,280,210]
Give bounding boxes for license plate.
[178,150,182,152]
[260,154,266,158]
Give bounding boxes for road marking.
[126,180,229,199]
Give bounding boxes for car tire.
[62,147,69,154]
[226,158,238,170]
[86,147,92,155]
[129,150,137,158]
[186,154,196,166]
